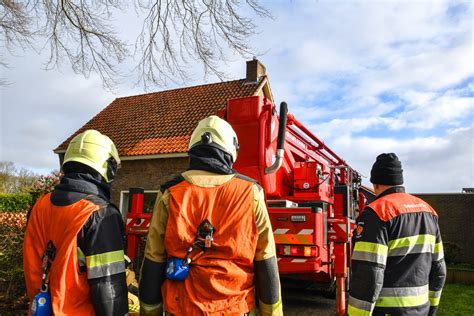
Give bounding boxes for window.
[119,190,159,216]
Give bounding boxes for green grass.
[438,283,474,315]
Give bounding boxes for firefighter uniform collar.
[54,172,111,201]
[188,145,235,175]
[376,185,405,200]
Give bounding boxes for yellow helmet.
[189,116,239,162]
[63,130,120,183]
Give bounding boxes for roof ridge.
[54,77,265,156]
[116,78,248,100]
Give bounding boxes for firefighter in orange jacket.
[23,130,128,315]
[349,153,446,316]
[139,116,283,315]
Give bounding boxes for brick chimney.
[246,58,266,83]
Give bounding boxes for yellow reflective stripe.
[86,250,124,268]
[347,304,372,316]
[376,294,428,307]
[429,296,441,306]
[388,234,436,250]
[77,247,85,258]
[348,296,374,314]
[259,299,283,316]
[429,290,442,306]
[354,241,388,256]
[434,242,443,253]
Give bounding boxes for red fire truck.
[126,95,364,315]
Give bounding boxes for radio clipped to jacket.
[31,240,56,316]
[166,220,215,281]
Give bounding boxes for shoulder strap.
[84,194,108,208]
[234,173,263,190]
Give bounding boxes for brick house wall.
[112,157,188,213]
[415,193,474,264]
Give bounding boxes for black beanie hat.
[370,153,404,185]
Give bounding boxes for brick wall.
[111,157,188,208]
[415,193,474,264]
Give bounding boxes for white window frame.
[119,190,159,216]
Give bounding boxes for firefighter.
[139,115,283,315]
[23,130,128,315]
[348,153,446,316]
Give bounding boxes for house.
[54,59,273,214]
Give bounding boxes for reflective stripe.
[87,260,125,279]
[347,305,371,316]
[388,243,433,257]
[140,301,162,312]
[429,289,442,298]
[348,296,374,313]
[388,234,436,251]
[77,247,86,268]
[86,250,125,279]
[259,299,283,316]
[433,242,444,261]
[352,250,387,265]
[429,290,442,306]
[379,284,428,297]
[353,242,388,265]
[429,296,441,306]
[354,242,388,255]
[376,285,429,308]
[86,250,124,268]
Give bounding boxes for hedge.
[0,211,29,312]
[0,193,33,212]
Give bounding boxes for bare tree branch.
[0,0,271,90]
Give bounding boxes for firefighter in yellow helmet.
[139,116,283,315]
[23,130,128,315]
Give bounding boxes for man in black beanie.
[348,153,446,316]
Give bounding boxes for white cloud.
[324,126,474,193]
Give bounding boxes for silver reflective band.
[349,295,375,312]
[352,251,387,265]
[87,261,125,279]
[379,284,429,297]
[388,243,433,257]
[429,290,442,298]
[141,302,163,312]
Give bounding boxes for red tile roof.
[55,79,264,157]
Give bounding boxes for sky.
[1,0,473,193]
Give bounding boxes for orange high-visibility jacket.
[23,193,100,315]
[162,176,258,315]
[368,192,438,221]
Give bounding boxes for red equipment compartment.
[293,161,332,202]
[269,206,329,275]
